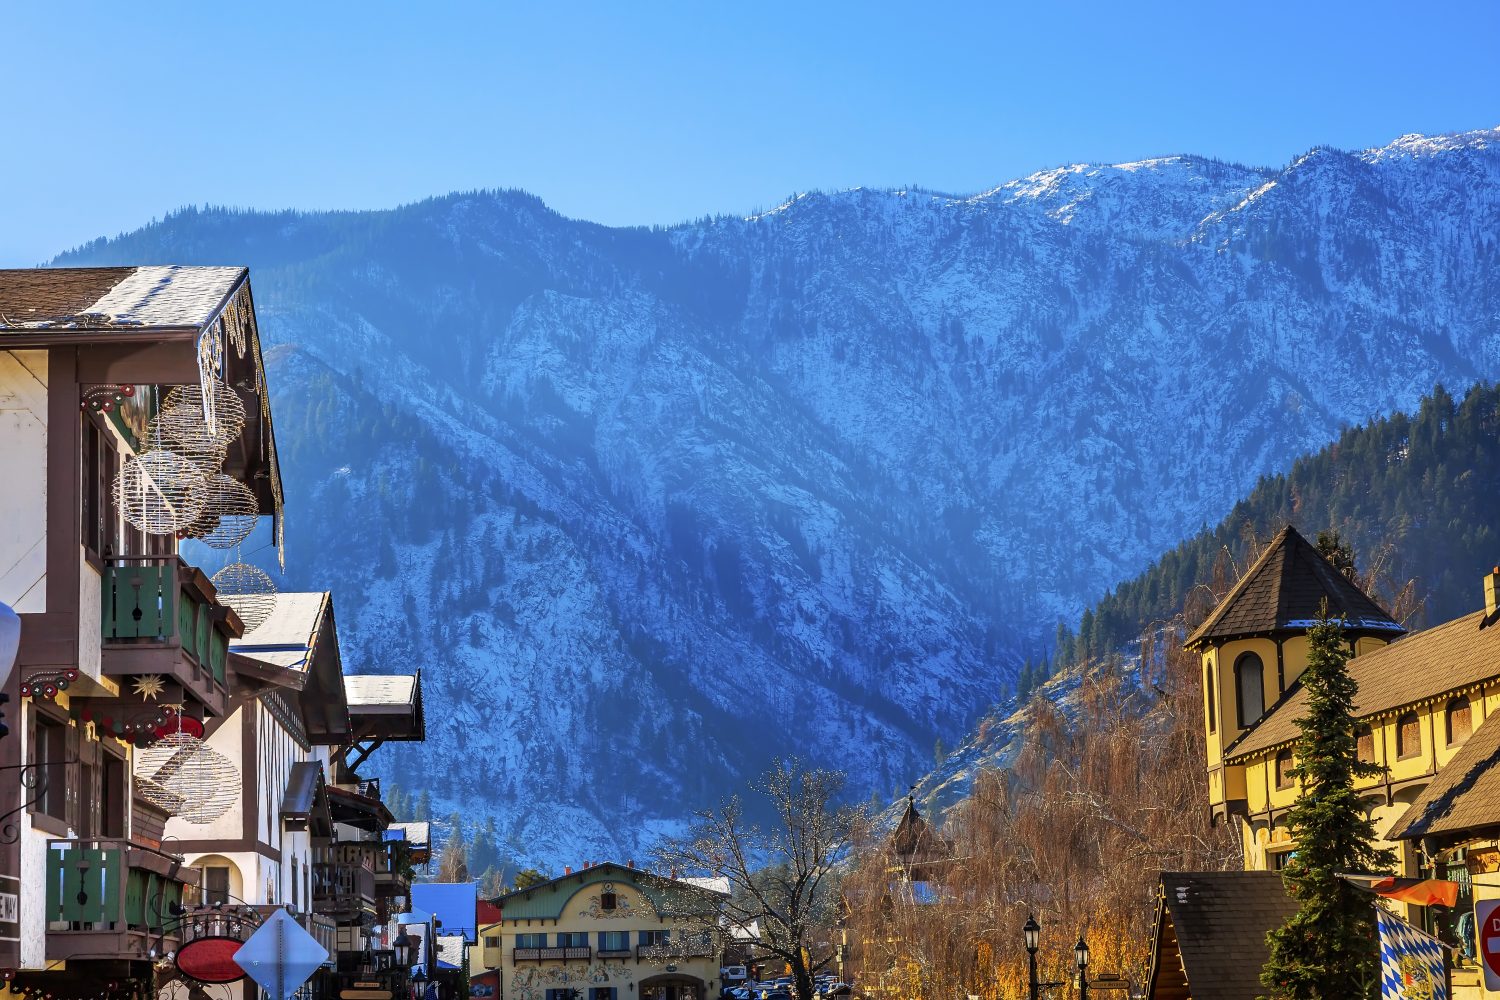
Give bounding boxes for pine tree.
[1315,530,1357,580]
[417,788,432,822]
[1261,608,1395,1000]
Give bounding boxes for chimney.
[627,860,635,869]
[565,866,573,876]
[1487,567,1500,619]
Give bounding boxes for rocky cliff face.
[59,127,1500,861]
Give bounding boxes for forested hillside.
[1058,382,1500,667]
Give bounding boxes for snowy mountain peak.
[57,126,1500,864]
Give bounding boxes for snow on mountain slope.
[56,126,1500,862]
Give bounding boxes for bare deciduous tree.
[655,760,861,1000]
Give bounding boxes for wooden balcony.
[44,837,198,962]
[100,556,241,716]
[312,861,376,922]
[513,946,592,962]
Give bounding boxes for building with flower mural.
[480,862,728,1000]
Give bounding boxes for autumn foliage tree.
[843,622,1238,998]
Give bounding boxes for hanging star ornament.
[132,674,167,700]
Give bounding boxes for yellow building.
[481,862,729,1000]
[1195,526,1500,907]
[1192,526,1410,868]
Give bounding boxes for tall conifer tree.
[1261,607,1394,999]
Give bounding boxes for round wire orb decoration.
[212,561,278,633]
[148,406,231,474]
[163,379,246,442]
[178,475,259,549]
[133,732,239,825]
[113,450,209,535]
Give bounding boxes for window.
[31,712,68,821]
[559,932,588,948]
[591,990,618,1000]
[291,858,299,909]
[516,933,548,949]
[1235,653,1265,729]
[1204,661,1216,733]
[204,866,230,905]
[81,415,119,560]
[1356,725,1375,763]
[638,930,670,947]
[600,889,618,911]
[484,936,500,949]
[1446,698,1472,746]
[599,931,630,952]
[1275,750,1295,789]
[1396,712,1421,760]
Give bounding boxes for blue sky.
[3,1,1496,266]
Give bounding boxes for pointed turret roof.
[1185,525,1404,648]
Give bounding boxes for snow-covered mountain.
[57,126,1500,862]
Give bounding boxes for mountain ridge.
[54,125,1500,862]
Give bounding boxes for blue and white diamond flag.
[1379,906,1447,1000]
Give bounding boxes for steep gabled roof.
[1186,525,1404,648]
[1147,871,1296,1000]
[1388,708,1500,841]
[1229,609,1500,761]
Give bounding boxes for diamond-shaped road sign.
[234,907,330,999]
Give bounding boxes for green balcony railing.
[101,556,230,686]
[45,838,192,931]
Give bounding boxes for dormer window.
[1235,653,1265,729]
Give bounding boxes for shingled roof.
[1147,871,1296,1000]
[1388,708,1500,841]
[0,266,246,331]
[1186,525,1404,648]
[1229,609,1500,761]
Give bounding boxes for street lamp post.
[1023,916,1040,1000]
[1073,937,1090,1000]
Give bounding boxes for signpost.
[1478,899,1500,991]
[234,908,329,1000]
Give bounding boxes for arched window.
[1235,653,1265,729]
[1446,698,1472,746]
[1396,712,1421,760]
[1356,725,1375,763]
[1275,750,1295,789]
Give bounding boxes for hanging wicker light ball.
[212,562,278,633]
[163,379,246,442]
[113,450,209,535]
[148,407,230,474]
[132,732,240,825]
[178,475,259,549]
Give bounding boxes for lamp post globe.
[1074,936,1090,1000]
[1023,915,1041,1000]
[393,931,413,967]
